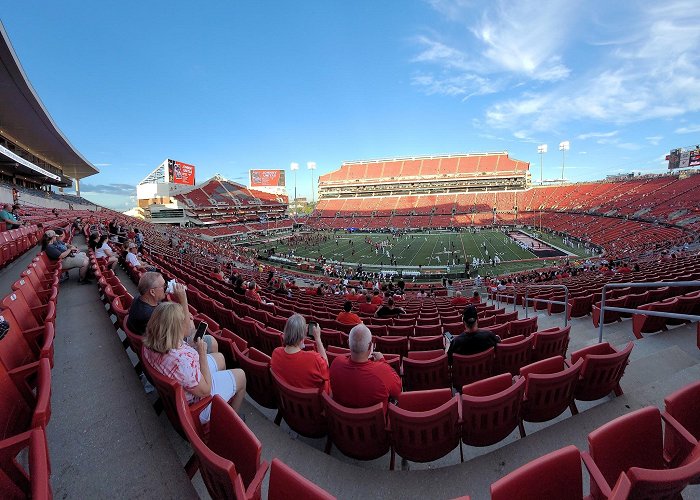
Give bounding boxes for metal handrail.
[598,281,700,343]
[494,285,517,310]
[524,284,569,327]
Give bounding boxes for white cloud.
[646,136,663,145]
[94,163,111,167]
[577,131,619,140]
[675,124,700,134]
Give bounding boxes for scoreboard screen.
[667,146,700,170]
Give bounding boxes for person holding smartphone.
[270,314,329,393]
[142,302,246,423]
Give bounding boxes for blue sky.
[2,0,699,210]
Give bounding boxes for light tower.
[290,162,299,213]
[559,141,570,183]
[537,144,548,184]
[307,161,317,204]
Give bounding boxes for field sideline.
[255,230,590,275]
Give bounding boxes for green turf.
[254,230,588,275]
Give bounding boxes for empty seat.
[374,336,408,359]
[271,369,326,438]
[236,347,278,409]
[268,458,336,500]
[508,317,538,338]
[493,335,534,376]
[570,342,633,403]
[0,428,52,499]
[632,297,679,339]
[491,445,589,500]
[402,350,450,391]
[663,381,700,467]
[531,326,571,362]
[388,388,461,469]
[567,294,594,319]
[322,394,389,461]
[518,356,583,435]
[451,348,494,389]
[408,335,445,352]
[461,373,525,447]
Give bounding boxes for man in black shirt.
[446,305,500,363]
[375,297,405,318]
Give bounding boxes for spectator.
[125,242,145,269]
[0,203,20,229]
[370,289,383,305]
[134,228,144,252]
[450,291,468,306]
[375,297,405,318]
[446,305,500,363]
[329,324,401,410]
[275,281,290,297]
[270,314,329,392]
[92,234,118,270]
[209,266,226,282]
[468,291,481,305]
[142,302,246,423]
[42,229,91,284]
[358,294,378,315]
[336,301,362,326]
[232,277,246,296]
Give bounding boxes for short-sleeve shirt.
[329,356,402,410]
[126,252,141,267]
[376,305,403,318]
[45,242,64,261]
[126,296,156,335]
[143,343,202,404]
[358,302,378,315]
[95,242,111,259]
[336,311,362,325]
[447,330,499,363]
[270,348,330,393]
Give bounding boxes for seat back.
[256,325,284,356]
[608,458,700,500]
[574,342,633,401]
[0,428,52,499]
[587,406,665,499]
[322,393,389,460]
[493,335,534,376]
[236,347,278,409]
[451,348,494,389]
[388,394,460,466]
[374,336,408,358]
[408,335,444,352]
[568,294,594,319]
[402,353,450,391]
[531,326,571,362]
[508,317,538,338]
[490,445,584,500]
[268,459,336,500]
[520,356,583,424]
[271,369,327,438]
[414,324,442,337]
[663,380,700,465]
[461,374,526,446]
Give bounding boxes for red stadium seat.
[322,394,389,461]
[236,347,278,410]
[531,326,571,362]
[582,406,700,500]
[461,373,525,447]
[388,388,461,469]
[0,428,52,499]
[632,297,679,339]
[518,356,583,434]
[567,294,594,319]
[325,346,350,366]
[402,350,450,391]
[176,393,268,500]
[663,381,700,467]
[507,317,537,338]
[271,369,326,438]
[493,335,533,376]
[570,342,633,403]
[408,335,445,352]
[268,458,336,500]
[491,445,589,500]
[451,348,494,389]
[255,324,284,356]
[414,324,442,337]
[374,336,408,359]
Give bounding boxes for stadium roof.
[0,22,98,180]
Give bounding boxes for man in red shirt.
[358,294,378,315]
[329,324,402,410]
[370,289,383,306]
[336,301,362,325]
[451,291,468,306]
[468,291,482,305]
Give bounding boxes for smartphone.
[194,321,208,342]
[307,321,318,338]
[443,331,454,343]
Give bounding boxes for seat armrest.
[581,450,612,499]
[661,411,698,467]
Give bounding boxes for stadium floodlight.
[559,141,570,182]
[307,161,317,205]
[290,162,299,212]
[537,144,548,184]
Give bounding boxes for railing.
[598,281,700,343]
[524,285,569,327]
[494,285,517,311]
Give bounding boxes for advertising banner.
[250,169,285,187]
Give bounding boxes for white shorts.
[199,354,236,423]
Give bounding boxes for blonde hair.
[143,302,186,353]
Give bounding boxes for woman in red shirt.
[271,314,330,393]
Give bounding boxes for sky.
[1,0,699,211]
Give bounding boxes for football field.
[254,230,589,275]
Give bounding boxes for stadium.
[1,7,700,500]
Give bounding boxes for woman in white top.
[125,243,144,269]
[92,234,117,270]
